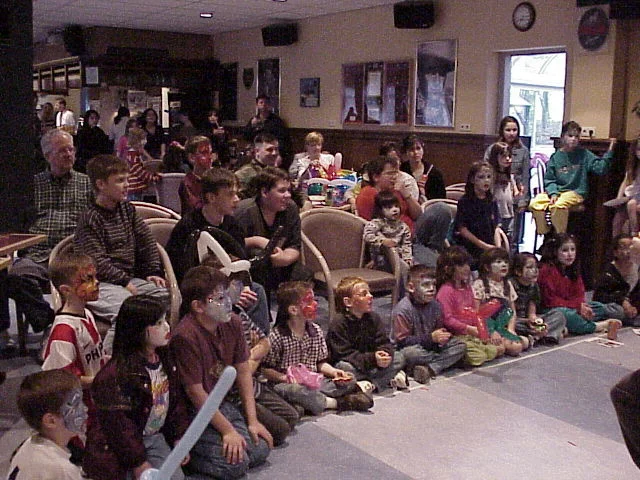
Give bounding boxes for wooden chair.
[131,201,181,220]
[300,208,401,322]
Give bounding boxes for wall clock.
[513,2,536,32]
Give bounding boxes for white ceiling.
[33,0,400,43]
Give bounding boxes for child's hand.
[490,331,503,346]
[623,299,638,318]
[382,238,397,248]
[146,275,166,288]
[333,370,353,383]
[236,287,258,310]
[431,328,451,345]
[549,195,558,205]
[375,350,392,368]
[466,325,479,338]
[579,302,594,320]
[222,429,247,464]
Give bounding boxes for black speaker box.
[610,0,640,18]
[63,25,86,56]
[261,23,298,47]
[394,1,435,29]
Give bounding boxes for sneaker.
[336,391,374,412]
[356,380,375,398]
[0,331,17,357]
[390,370,409,390]
[412,365,433,385]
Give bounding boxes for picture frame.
[257,58,280,114]
[300,77,320,107]
[415,39,457,127]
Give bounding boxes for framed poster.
[415,39,457,127]
[300,77,320,107]
[342,64,364,124]
[257,58,280,114]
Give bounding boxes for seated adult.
[399,134,446,202]
[235,133,280,198]
[234,167,307,292]
[166,168,271,334]
[289,131,336,184]
[178,136,214,215]
[356,155,451,268]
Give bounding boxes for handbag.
[286,363,323,390]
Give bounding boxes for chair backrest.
[445,188,465,200]
[132,201,181,220]
[145,218,178,248]
[532,157,547,197]
[156,173,185,214]
[301,208,366,271]
[142,158,164,173]
[423,198,458,217]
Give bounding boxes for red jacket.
[539,262,585,310]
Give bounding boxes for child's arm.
[585,142,616,176]
[248,335,270,375]
[399,225,413,265]
[326,322,377,373]
[527,299,538,320]
[363,220,384,247]
[436,285,479,336]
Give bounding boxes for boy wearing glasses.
[170,265,272,479]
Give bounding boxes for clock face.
[513,2,536,32]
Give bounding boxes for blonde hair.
[304,131,324,146]
[335,276,368,313]
[127,126,147,148]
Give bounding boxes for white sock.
[325,397,338,410]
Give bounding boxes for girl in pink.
[435,246,505,366]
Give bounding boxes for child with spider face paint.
[44,253,106,408]
[84,295,190,480]
[8,370,88,480]
[392,265,466,383]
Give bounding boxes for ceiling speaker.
[394,1,435,29]
[261,23,298,47]
[63,24,86,56]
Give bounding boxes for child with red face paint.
[44,253,107,395]
[327,276,408,392]
[262,281,374,415]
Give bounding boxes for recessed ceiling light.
[272,0,287,2]
[200,12,213,18]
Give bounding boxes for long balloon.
[141,366,237,480]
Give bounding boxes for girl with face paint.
[472,248,528,356]
[84,295,191,480]
[538,233,624,338]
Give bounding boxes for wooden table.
[0,234,47,355]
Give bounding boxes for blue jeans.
[399,337,466,376]
[187,401,270,480]
[247,281,270,335]
[335,350,406,392]
[273,376,357,416]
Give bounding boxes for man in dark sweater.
[243,95,291,169]
[74,154,169,353]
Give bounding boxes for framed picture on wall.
[257,58,280,114]
[342,64,364,124]
[300,77,320,107]
[415,39,457,127]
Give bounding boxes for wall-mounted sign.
[578,7,609,51]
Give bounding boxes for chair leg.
[15,305,28,356]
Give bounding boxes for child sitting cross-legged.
[327,276,408,392]
[7,370,88,480]
[435,246,505,367]
[43,253,107,409]
[391,265,466,384]
[261,281,374,416]
[83,295,190,480]
[471,247,529,355]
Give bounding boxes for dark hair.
[274,281,313,329]
[464,161,494,200]
[251,166,289,201]
[497,116,523,148]
[49,252,95,292]
[256,94,270,103]
[112,295,167,360]
[18,370,80,431]
[140,108,159,126]
[408,264,436,286]
[201,167,238,199]
[486,142,511,185]
[511,252,538,277]
[86,154,128,190]
[185,135,211,156]
[162,143,188,173]
[625,138,640,184]
[539,233,579,280]
[477,247,511,295]
[253,132,277,146]
[436,245,472,289]
[611,233,633,260]
[372,191,401,219]
[561,120,581,136]
[366,155,399,184]
[180,265,228,317]
[83,109,100,121]
[378,142,399,157]
[400,134,424,154]
[56,97,66,106]
[114,106,130,125]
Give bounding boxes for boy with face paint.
[8,369,88,480]
[261,281,374,415]
[328,277,409,391]
[43,253,107,405]
[391,265,466,383]
[170,266,272,479]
